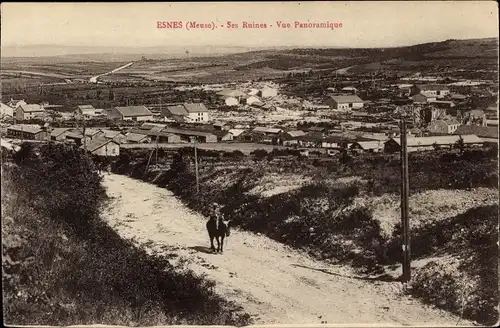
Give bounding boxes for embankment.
[1,143,251,326]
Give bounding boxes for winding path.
[102,173,473,326]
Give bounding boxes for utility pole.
[400,117,411,282]
[192,137,200,194]
[155,131,159,165]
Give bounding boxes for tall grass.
[2,143,251,326]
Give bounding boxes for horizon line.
[2,36,499,50]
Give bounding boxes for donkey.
[206,217,231,253]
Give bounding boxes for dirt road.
[102,174,472,326]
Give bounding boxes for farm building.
[259,86,278,98]
[100,129,127,143]
[384,134,484,153]
[128,129,181,143]
[184,103,209,123]
[252,127,284,135]
[107,106,154,121]
[163,103,209,123]
[213,130,234,142]
[227,128,246,138]
[125,132,152,143]
[162,127,217,143]
[50,128,73,141]
[65,131,92,146]
[1,103,14,120]
[454,125,498,143]
[349,141,384,153]
[326,95,364,110]
[411,84,450,99]
[411,94,436,104]
[7,99,27,108]
[286,130,307,138]
[7,125,48,140]
[82,138,120,157]
[427,119,461,134]
[75,105,97,119]
[217,89,245,106]
[213,122,229,131]
[16,104,45,120]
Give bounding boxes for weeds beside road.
[1,142,251,326]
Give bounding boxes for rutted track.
[102,173,473,326]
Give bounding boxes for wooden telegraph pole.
[192,137,200,194]
[400,117,411,282]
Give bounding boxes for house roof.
[184,103,208,113]
[165,105,188,116]
[126,132,149,142]
[77,105,95,113]
[361,133,389,141]
[82,137,119,152]
[19,104,44,113]
[455,125,498,139]
[84,128,102,136]
[66,131,85,139]
[388,134,484,147]
[253,127,282,134]
[287,130,307,138]
[162,127,216,138]
[114,106,153,117]
[100,129,123,139]
[329,95,363,104]
[228,128,245,137]
[8,125,44,134]
[351,141,383,150]
[50,128,72,137]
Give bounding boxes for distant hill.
[232,38,499,74]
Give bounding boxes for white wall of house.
[333,101,363,110]
[123,115,154,121]
[92,142,120,157]
[421,89,449,98]
[186,112,209,123]
[225,97,239,106]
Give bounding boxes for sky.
[1,1,499,48]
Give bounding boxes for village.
[0,74,498,157]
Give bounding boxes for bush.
[2,146,251,326]
[250,149,268,160]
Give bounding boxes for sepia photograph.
[1,1,499,327]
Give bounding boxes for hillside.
[1,38,497,83]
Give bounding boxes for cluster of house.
[215,85,278,110]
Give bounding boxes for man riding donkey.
[206,203,232,254]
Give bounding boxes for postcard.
[1,1,498,327]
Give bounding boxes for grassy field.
[2,38,497,86]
